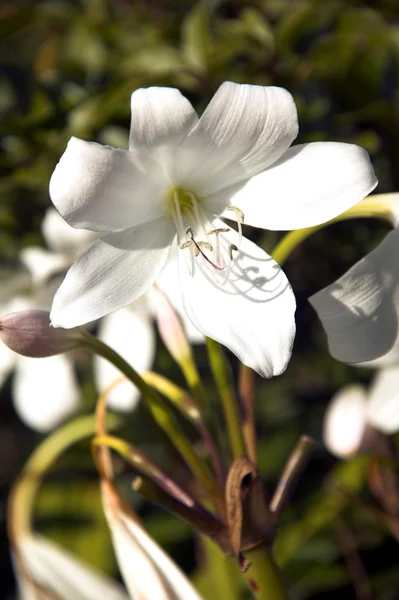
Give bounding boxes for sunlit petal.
[178,220,296,377]
[50,137,169,232]
[51,219,175,328]
[175,82,298,196]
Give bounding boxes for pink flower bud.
[0,310,82,358]
[151,286,191,364]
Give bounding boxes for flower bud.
[151,286,191,364]
[0,310,82,358]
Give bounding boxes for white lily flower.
[102,481,203,600]
[324,366,399,458]
[14,534,128,600]
[310,193,399,364]
[49,82,377,377]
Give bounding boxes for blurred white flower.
[14,534,128,600]
[102,480,203,600]
[0,208,204,428]
[324,366,399,458]
[49,82,376,377]
[0,250,81,432]
[310,193,399,365]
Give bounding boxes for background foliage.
[0,0,399,598]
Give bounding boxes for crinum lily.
[310,193,399,365]
[49,82,377,377]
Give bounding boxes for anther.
[228,244,238,261]
[207,228,230,235]
[198,241,213,252]
[226,206,245,224]
[180,240,193,250]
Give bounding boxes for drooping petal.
[50,137,169,232]
[209,142,377,228]
[175,82,298,197]
[20,247,68,287]
[94,300,155,412]
[42,207,98,259]
[323,385,368,458]
[129,87,198,177]
[13,354,80,432]
[367,367,399,434]
[50,218,175,328]
[178,222,296,377]
[16,534,128,600]
[309,227,399,363]
[102,481,203,600]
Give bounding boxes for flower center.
[168,187,244,284]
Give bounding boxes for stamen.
[173,192,186,243]
[222,244,239,285]
[207,228,230,235]
[186,227,224,271]
[226,206,244,224]
[228,244,238,261]
[226,205,244,246]
[180,240,194,250]
[198,241,213,252]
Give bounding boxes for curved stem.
[271,194,395,267]
[81,330,224,508]
[9,414,120,539]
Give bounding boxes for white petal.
[310,227,399,363]
[17,534,128,600]
[13,354,80,432]
[129,87,198,177]
[178,223,296,377]
[42,207,98,258]
[20,247,68,287]
[102,482,203,600]
[95,301,155,412]
[367,367,399,434]
[50,219,175,328]
[211,142,377,228]
[175,82,298,197]
[156,252,204,343]
[50,137,169,232]
[323,385,368,458]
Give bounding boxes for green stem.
[10,414,120,537]
[206,337,247,459]
[271,194,396,267]
[198,535,242,600]
[243,544,289,600]
[81,331,223,507]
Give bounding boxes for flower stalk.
[242,544,289,600]
[272,193,396,267]
[206,337,247,459]
[9,414,120,538]
[80,330,224,508]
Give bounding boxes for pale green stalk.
[10,414,120,537]
[206,337,247,459]
[272,194,395,266]
[80,330,223,507]
[243,545,288,600]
